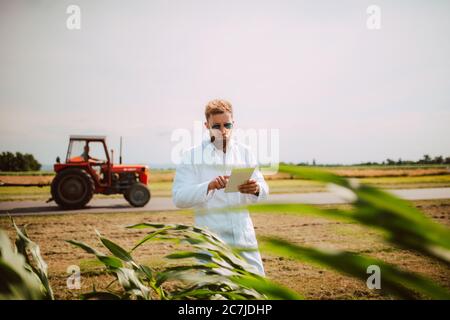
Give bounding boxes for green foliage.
[67,224,301,300]
[260,238,450,299]
[281,154,450,166]
[246,165,450,299]
[0,152,41,172]
[0,220,53,299]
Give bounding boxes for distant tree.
[386,158,396,165]
[0,152,14,171]
[422,154,431,164]
[433,155,444,164]
[0,152,41,171]
[360,162,379,166]
[296,155,450,167]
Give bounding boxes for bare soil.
[1,199,449,300]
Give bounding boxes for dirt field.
[1,199,449,300]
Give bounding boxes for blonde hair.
[204,99,233,120]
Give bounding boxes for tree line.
[282,154,450,167]
[0,152,42,171]
[364,154,450,166]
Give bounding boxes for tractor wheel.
[51,168,95,209]
[123,192,130,203]
[125,183,150,207]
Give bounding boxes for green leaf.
[130,226,175,251]
[66,240,123,269]
[115,267,151,300]
[261,237,450,300]
[278,164,350,187]
[12,221,53,299]
[0,230,46,300]
[95,230,133,263]
[231,274,303,300]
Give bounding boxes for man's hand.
[238,179,260,195]
[207,175,229,193]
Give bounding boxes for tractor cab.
[51,135,151,209]
[62,135,111,187]
[66,137,108,164]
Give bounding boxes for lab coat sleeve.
[172,152,215,208]
[245,148,269,203]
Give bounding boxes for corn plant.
[67,225,301,300]
[246,165,450,299]
[0,220,53,300]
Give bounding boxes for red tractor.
[49,135,151,209]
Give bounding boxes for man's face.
[205,112,234,145]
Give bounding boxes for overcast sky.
[1,0,449,167]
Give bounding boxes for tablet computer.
[224,167,256,193]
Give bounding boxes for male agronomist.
[172,99,269,275]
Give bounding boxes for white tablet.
[224,167,256,193]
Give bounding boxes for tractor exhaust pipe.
[119,136,123,164]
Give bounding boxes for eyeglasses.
[211,122,233,130]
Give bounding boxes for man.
[172,99,269,275]
[80,144,100,162]
[81,144,91,161]
[69,144,93,162]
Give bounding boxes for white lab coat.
[172,138,269,275]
